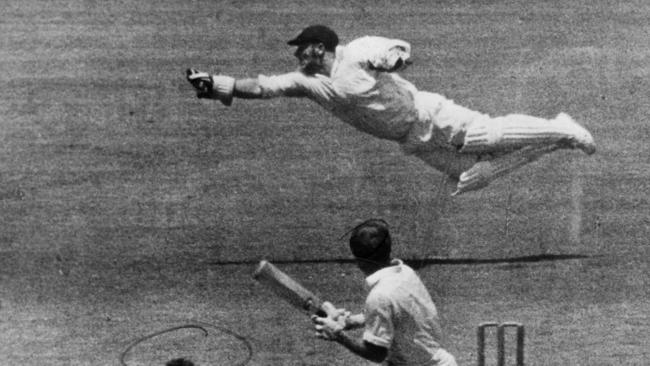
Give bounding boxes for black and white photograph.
[2,1,648,365]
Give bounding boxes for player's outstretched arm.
[186,69,270,106]
[186,68,268,105]
[233,78,265,99]
[186,69,310,105]
[186,68,236,105]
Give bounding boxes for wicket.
[477,322,525,366]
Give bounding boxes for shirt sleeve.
[257,72,335,100]
[342,36,412,72]
[362,292,394,348]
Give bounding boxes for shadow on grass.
[209,253,596,269]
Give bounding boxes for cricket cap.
[287,25,339,51]
[349,219,392,262]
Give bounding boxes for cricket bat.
[253,260,326,317]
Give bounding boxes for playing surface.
[1,1,648,365]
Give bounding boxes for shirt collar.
[334,45,345,60]
[365,259,403,289]
[330,45,346,76]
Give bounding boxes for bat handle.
[315,308,327,317]
[304,299,314,311]
[305,299,327,317]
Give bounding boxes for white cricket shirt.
[363,259,444,366]
[257,36,420,141]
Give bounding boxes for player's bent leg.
[452,144,561,196]
[460,112,595,155]
[406,147,477,181]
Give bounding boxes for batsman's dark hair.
[166,358,195,366]
[349,219,392,263]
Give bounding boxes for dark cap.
[349,219,392,261]
[287,25,339,51]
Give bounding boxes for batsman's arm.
[334,333,388,364]
[313,314,387,364]
[343,313,366,330]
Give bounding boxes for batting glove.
[321,301,349,320]
[312,314,346,341]
[185,68,235,106]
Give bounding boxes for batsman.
[313,219,458,366]
[253,220,457,365]
[186,25,596,195]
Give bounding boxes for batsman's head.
[288,25,338,75]
[349,219,392,271]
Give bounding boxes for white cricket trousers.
[410,91,579,156]
[403,91,584,183]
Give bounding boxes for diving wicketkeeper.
[187,25,595,195]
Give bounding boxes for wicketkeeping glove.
[185,68,235,106]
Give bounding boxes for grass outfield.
[1,0,648,365]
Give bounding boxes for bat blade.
[253,260,324,316]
